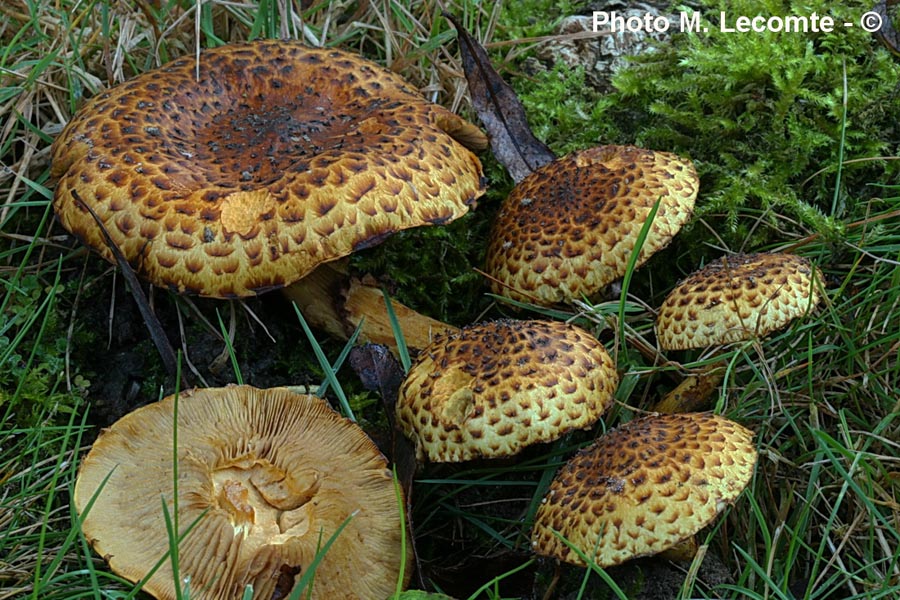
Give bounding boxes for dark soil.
[72,264,326,428]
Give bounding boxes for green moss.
[603,0,900,250]
[350,205,499,325]
[515,63,620,154]
[0,276,89,427]
[495,0,582,39]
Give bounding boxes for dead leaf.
[349,343,404,425]
[348,343,424,586]
[445,13,556,182]
[873,0,900,57]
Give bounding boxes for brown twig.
[70,189,190,389]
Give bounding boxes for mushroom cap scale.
[396,319,619,462]
[530,412,757,567]
[52,40,485,298]
[73,385,408,600]
[655,252,823,350]
[484,145,698,306]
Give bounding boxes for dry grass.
[0,0,505,221]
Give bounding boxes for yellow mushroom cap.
[73,385,409,600]
[395,319,619,462]
[655,252,824,350]
[51,40,485,298]
[531,412,757,567]
[484,145,698,306]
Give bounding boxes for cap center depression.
[207,97,364,186]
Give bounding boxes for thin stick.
[70,189,189,389]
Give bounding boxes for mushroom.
[652,252,823,412]
[655,252,823,350]
[484,145,698,306]
[395,319,619,462]
[530,412,757,568]
[50,40,485,350]
[73,385,409,599]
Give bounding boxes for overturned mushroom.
[484,145,698,306]
[395,319,619,462]
[51,40,485,350]
[531,412,757,567]
[73,385,409,600]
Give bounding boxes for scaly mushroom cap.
[484,146,698,306]
[531,412,757,567]
[51,40,486,298]
[73,386,409,600]
[655,252,823,350]
[396,319,618,462]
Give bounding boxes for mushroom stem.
[657,534,700,562]
[652,362,727,414]
[282,262,458,355]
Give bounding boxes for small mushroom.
[50,40,486,350]
[395,319,619,462]
[484,145,698,306]
[652,252,823,412]
[530,412,757,567]
[655,252,824,350]
[73,385,409,600]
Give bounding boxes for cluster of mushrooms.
[54,39,823,598]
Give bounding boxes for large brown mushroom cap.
[484,145,698,306]
[531,412,757,567]
[51,40,486,298]
[73,385,409,600]
[655,252,823,350]
[395,319,619,462]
